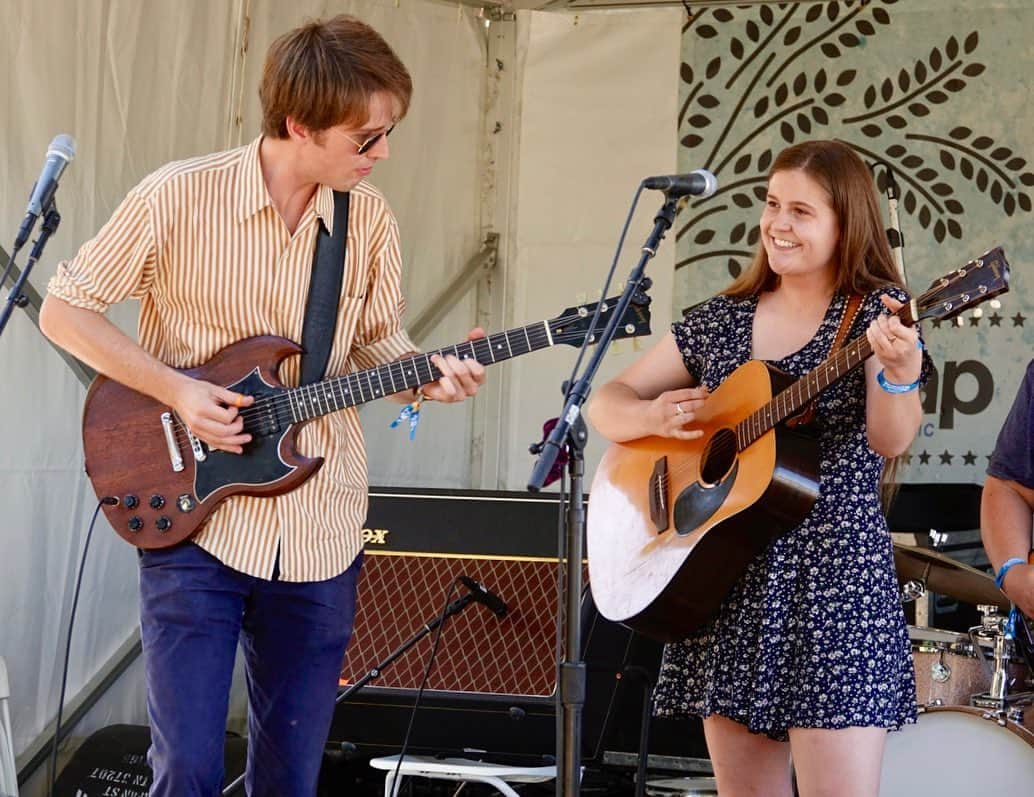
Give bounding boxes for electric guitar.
[83,293,651,549]
[587,247,1010,642]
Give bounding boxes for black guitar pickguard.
[194,370,295,502]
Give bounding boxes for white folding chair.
[369,754,556,797]
[0,657,18,797]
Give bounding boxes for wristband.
[390,390,426,440]
[995,557,1026,590]
[876,369,920,394]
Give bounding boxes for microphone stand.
[528,190,681,797]
[883,166,907,282]
[1,204,61,339]
[221,589,481,796]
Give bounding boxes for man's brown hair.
[260,15,412,139]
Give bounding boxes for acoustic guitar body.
[587,359,821,642]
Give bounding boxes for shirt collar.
[236,136,337,233]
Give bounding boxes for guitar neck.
[286,320,555,421]
[737,333,875,448]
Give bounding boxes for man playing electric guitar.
[39,15,483,796]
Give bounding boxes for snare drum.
[909,626,987,706]
[909,625,1031,713]
[880,706,1034,795]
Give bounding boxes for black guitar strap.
[300,190,350,385]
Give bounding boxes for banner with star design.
[676,0,1032,485]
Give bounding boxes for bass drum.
[880,706,1034,796]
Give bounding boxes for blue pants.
[138,543,362,797]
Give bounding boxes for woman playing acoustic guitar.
[587,140,930,796]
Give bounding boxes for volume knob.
[127,517,143,532]
[155,517,172,532]
[149,495,166,509]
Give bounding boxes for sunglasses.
[331,124,395,155]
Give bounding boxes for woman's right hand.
[646,386,710,440]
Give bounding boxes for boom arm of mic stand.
[0,205,61,339]
[335,591,477,704]
[527,193,680,491]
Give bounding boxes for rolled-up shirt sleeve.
[47,188,157,312]
[349,214,417,369]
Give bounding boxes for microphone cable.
[561,184,646,405]
[48,496,115,797]
[388,577,465,794]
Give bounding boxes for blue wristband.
[995,557,1026,589]
[877,369,920,394]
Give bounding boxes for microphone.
[14,134,77,250]
[643,169,718,198]
[458,576,508,618]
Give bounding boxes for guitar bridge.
[649,456,670,533]
[160,412,185,472]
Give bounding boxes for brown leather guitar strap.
[786,292,863,428]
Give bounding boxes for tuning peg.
[972,308,983,318]
[956,315,966,327]
[990,299,1002,310]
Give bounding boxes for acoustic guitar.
[83,293,651,549]
[587,247,1010,642]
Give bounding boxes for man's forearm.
[39,295,186,405]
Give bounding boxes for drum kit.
[881,542,1034,794]
[645,541,1034,797]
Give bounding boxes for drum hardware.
[899,578,926,603]
[968,604,1034,726]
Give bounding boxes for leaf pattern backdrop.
[675,0,1033,485]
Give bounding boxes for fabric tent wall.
[1,0,682,787]
[0,0,487,781]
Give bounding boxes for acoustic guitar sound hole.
[700,428,736,487]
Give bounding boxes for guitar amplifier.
[331,487,580,758]
[329,487,707,764]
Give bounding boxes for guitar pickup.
[160,412,185,472]
[649,456,670,533]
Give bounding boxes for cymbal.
[892,542,1010,610]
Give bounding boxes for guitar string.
[650,280,987,486]
[157,306,632,446]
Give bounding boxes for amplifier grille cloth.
[342,554,579,697]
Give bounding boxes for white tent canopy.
[1,2,681,792]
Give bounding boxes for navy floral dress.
[653,288,923,741]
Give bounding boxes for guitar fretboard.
[735,331,877,449]
[281,321,555,424]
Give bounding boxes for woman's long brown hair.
[722,139,910,506]
[723,139,903,299]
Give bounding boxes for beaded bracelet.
[995,557,1027,589]
[390,389,426,440]
[876,369,920,394]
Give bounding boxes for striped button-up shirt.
[49,137,416,581]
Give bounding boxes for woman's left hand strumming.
[866,294,922,386]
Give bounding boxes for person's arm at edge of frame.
[982,476,1034,618]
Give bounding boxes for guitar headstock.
[549,290,652,347]
[907,246,1010,326]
